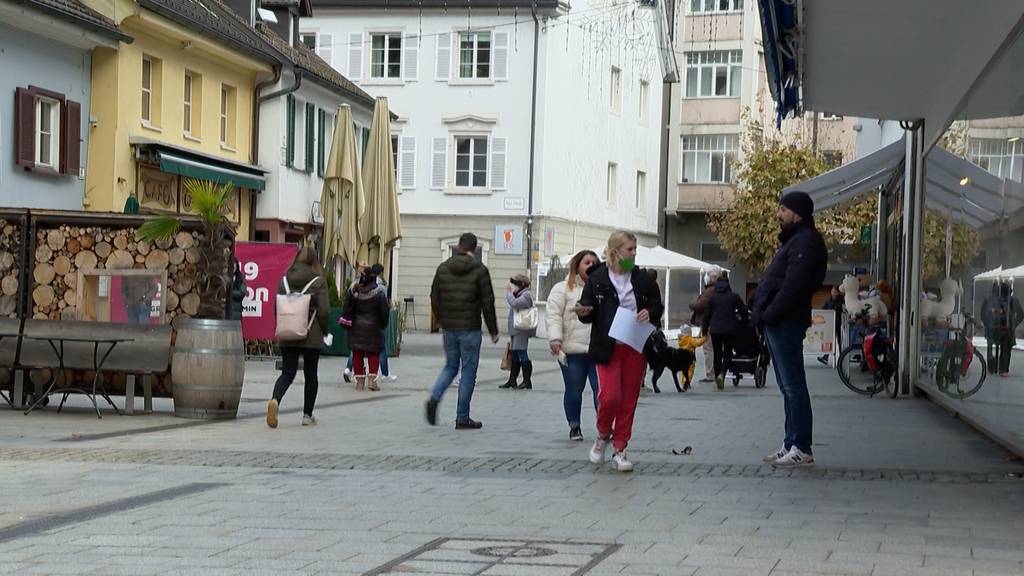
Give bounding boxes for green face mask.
[618,257,636,272]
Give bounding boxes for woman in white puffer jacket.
[546,249,601,442]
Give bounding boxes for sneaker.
[425,398,439,426]
[817,355,829,365]
[772,446,815,468]
[343,368,353,384]
[266,399,278,429]
[383,374,399,383]
[761,446,788,464]
[612,451,634,472]
[301,414,317,426]
[589,437,609,464]
[569,427,584,442]
[455,418,483,430]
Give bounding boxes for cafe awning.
[131,137,267,191]
[788,136,1024,229]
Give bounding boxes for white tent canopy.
[787,137,1024,229]
[975,265,1024,281]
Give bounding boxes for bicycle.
[933,314,986,399]
[837,309,899,398]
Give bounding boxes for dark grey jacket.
[752,222,828,328]
[703,279,747,336]
[430,254,499,335]
[345,282,390,352]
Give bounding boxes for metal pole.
[898,123,925,396]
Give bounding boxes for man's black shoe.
[455,418,483,430]
[425,398,439,426]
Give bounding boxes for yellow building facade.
[83,0,277,240]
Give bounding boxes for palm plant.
[138,179,235,320]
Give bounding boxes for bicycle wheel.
[879,341,899,398]
[952,348,987,399]
[837,344,885,395]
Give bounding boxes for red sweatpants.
[596,344,646,452]
[352,351,380,376]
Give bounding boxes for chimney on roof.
[222,0,257,26]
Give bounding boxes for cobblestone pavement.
[1,333,1023,575]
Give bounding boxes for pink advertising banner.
[236,242,298,339]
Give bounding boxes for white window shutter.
[435,32,451,81]
[430,137,447,189]
[403,34,419,81]
[493,32,510,81]
[489,137,507,190]
[400,136,417,189]
[318,33,334,66]
[347,32,363,80]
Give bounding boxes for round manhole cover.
[471,545,558,558]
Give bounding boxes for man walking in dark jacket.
[752,191,828,467]
[425,233,500,429]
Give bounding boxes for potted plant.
[138,179,245,419]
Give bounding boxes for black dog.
[645,330,696,393]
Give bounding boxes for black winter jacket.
[577,263,664,364]
[703,279,747,336]
[345,282,390,352]
[430,254,499,335]
[751,221,828,328]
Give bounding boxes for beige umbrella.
[322,105,365,269]
[361,97,402,282]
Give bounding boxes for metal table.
[23,336,134,418]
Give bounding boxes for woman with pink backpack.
[267,246,329,428]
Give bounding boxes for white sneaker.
[589,437,609,464]
[343,368,353,384]
[612,451,634,472]
[761,446,789,464]
[772,446,815,468]
[383,374,398,383]
[302,415,318,426]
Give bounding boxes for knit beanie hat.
[780,190,815,221]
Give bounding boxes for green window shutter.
[305,102,315,173]
[285,95,295,168]
[317,109,326,177]
[361,126,370,165]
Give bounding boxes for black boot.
[500,359,520,388]
[517,361,533,389]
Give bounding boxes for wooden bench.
[0,318,173,415]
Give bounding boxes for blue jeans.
[511,349,530,363]
[764,321,813,455]
[126,303,150,325]
[347,331,390,376]
[559,354,599,428]
[430,330,482,421]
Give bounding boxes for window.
[610,66,622,113]
[299,32,317,50]
[458,31,491,79]
[371,33,402,79]
[639,80,650,123]
[285,94,296,167]
[684,50,742,98]
[15,86,81,175]
[607,162,618,205]
[635,171,646,210]
[680,134,738,183]
[821,150,844,169]
[35,97,59,169]
[969,138,1024,182]
[391,134,399,178]
[140,55,166,126]
[689,0,743,13]
[455,136,487,188]
[304,102,315,173]
[220,84,237,148]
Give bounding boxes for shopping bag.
[500,343,511,371]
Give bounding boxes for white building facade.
[309,0,664,330]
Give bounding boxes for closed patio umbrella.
[322,105,366,269]
[361,97,402,282]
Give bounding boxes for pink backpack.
[275,277,320,341]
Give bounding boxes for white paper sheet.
[609,306,656,353]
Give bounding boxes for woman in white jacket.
[546,250,601,441]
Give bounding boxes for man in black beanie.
[751,190,828,468]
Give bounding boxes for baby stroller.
[726,314,770,388]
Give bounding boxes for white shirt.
[609,269,637,312]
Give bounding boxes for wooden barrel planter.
[171,318,245,419]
